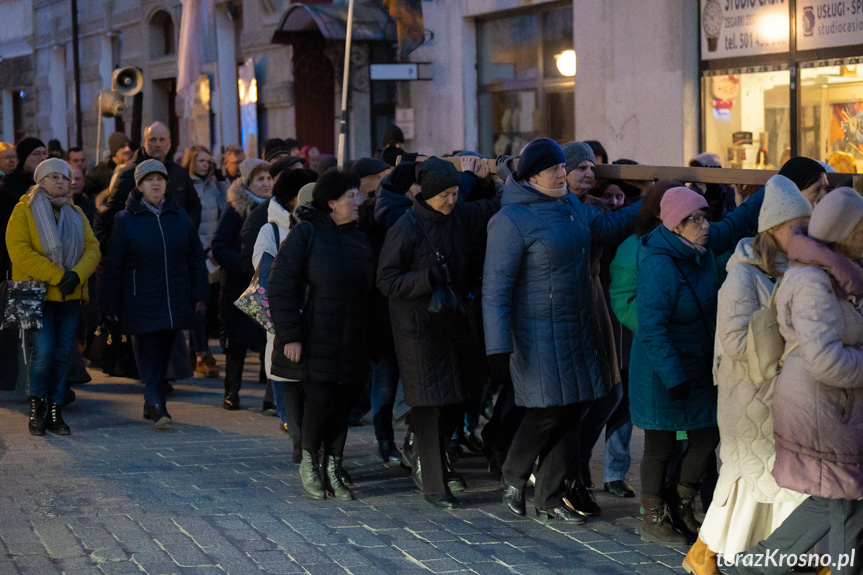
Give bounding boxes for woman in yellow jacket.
[5,158,100,436]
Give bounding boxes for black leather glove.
[58,271,80,295]
[668,383,690,402]
[428,264,448,287]
[487,353,511,382]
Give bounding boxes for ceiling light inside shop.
[757,13,788,44]
[555,50,576,77]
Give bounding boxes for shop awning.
[272,2,397,45]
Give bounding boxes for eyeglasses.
[686,213,707,226]
[45,174,70,183]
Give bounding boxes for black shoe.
[564,483,602,517]
[502,479,526,517]
[292,443,302,465]
[261,401,277,416]
[446,436,463,462]
[222,394,240,410]
[165,382,175,394]
[62,388,76,407]
[378,440,403,465]
[459,430,485,454]
[299,450,325,500]
[424,493,461,510]
[28,396,46,436]
[535,504,586,524]
[323,454,354,501]
[604,480,636,498]
[148,404,171,429]
[347,411,364,427]
[45,403,71,435]
[401,430,417,470]
[143,401,151,420]
[411,454,423,491]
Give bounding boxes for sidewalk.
[0,349,714,575]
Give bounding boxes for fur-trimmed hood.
[227,178,265,219]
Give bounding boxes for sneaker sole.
[154,416,171,429]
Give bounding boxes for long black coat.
[101,195,208,335]
[376,195,499,408]
[268,204,374,385]
[0,169,34,277]
[212,180,267,349]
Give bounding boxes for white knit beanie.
[34,158,71,185]
[758,175,812,233]
[809,187,863,244]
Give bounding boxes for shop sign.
[796,2,863,51]
[700,0,790,61]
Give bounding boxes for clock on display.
[702,0,723,52]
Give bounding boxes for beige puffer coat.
[772,264,863,500]
[713,238,806,505]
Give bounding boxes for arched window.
[149,10,175,59]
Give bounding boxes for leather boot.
[28,396,46,436]
[671,484,702,541]
[502,477,526,517]
[45,403,71,435]
[323,454,354,501]
[641,495,688,546]
[682,537,721,575]
[299,450,325,500]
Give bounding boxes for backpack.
[745,274,798,384]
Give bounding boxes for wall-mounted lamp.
[555,50,576,77]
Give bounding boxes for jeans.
[604,420,633,482]
[370,353,399,443]
[270,380,287,424]
[132,330,177,406]
[29,301,81,405]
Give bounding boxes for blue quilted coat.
[482,177,640,408]
[629,188,764,431]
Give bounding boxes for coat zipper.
[155,214,174,329]
[133,269,136,296]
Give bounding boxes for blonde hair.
[751,230,782,278]
[0,142,13,154]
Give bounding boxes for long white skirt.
[700,480,807,557]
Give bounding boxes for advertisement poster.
[797,2,863,51]
[700,0,790,61]
[830,101,863,161]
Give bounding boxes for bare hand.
[475,158,490,179]
[284,342,302,363]
[460,155,477,174]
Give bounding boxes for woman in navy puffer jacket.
[102,160,208,429]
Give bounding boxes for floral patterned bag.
[1,279,48,330]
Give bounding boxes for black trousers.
[223,344,265,397]
[641,426,720,499]
[480,376,525,458]
[284,381,305,451]
[502,402,590,510]
[412,404,464,496]
[299,381,361,456]
[131,330,177,407]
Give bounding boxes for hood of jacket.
[374,175,412,226]
[226,178,264,218]
[501,175,570,207]
[726,236,789,276]
[640,224,705,264]
[124,191,181,215]
[267,197,294,230]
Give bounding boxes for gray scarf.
[26,187,85,271]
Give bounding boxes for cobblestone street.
[0,351,720,575]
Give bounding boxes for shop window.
[800,64,863,173]
[477,6,574,157]
[701,70,790,169]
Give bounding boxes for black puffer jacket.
[268,204,374,385]
[376,194,499,407]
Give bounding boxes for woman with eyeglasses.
[630,185,763,547]
[5,158,100,435]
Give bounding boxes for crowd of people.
[2,123,863,574]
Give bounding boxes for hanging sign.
[796,2,863,51]
[700,0,790,61]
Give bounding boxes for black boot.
[28,396,46,436]
[641,495,688,546]
[670,484,701,542]
[401,428,417,470]
[299,450,325,500]
[45,403,71,435]
[323,454,354,501]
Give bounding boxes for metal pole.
[336,0,355,168]
[71,0,83,148]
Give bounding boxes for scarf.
[532,183,567,198]
[244,189,266,205]
[142,195,166,215]
[787,228,863,306]
[675,233,708,256]
[26,187,85,271]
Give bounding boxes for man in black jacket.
[98,122,201,244]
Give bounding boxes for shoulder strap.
[670,258,713,335]
[407,210,445,264]
[271,222,280,247]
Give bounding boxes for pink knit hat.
[660,187,709,231]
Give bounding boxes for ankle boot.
[323,454,354,501]
[299,450,325,500]
[641,495,688,546]
[45,403,71,435]
[28,396,46,436]
[682,537,721,575]
[672,484,702,540]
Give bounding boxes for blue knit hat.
[516,138,566,181]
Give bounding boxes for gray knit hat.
[34,158,71,185]
[134,159,168,186]
[809,187,863,244]
[560,142,596,174]
[240,158,270,188]
[758,175,812,233]
[417,157,459,200]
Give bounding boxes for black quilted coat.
[268,204,374,385]
[376,196,499,408]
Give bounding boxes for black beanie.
[388,162,417,195]
[273,168,318,209]
[779,156,826,191]
[417,157,459,200]
[351,157,391,179]
[382,125,405,147]
[16,137,46,170]
[516,138,566,181]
